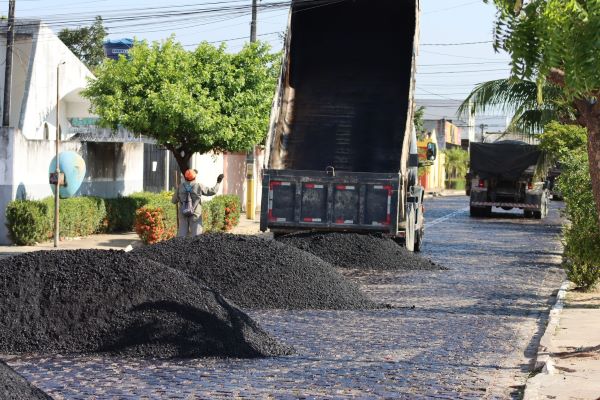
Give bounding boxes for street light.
[54,61,65,248]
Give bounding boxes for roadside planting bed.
[0,250,290,359]
[134,234,376,310]
[277,232,443,271]
[0,360,50,400]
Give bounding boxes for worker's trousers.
[177,213,203,237]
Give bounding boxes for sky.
[2,0,513,106]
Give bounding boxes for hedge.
[5,192,240,245]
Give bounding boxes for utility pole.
[479,123,488,143]
[245,0,258,219]
[54,62,65,248]
[3,0,16,127]
[250,0,257,42]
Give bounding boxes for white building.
[0,20,147,243]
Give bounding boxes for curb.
[522,280,571,400]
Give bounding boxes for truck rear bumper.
[470,201,542,210]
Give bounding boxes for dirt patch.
[0,360,51,400]
[0,250,290,358]
[277,232,443,271]
[133,234,375,310]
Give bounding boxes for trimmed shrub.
[5,200,51,245]
[43,197,106,238]
[134,206,176,244]
[202,195,242,233]
[103,192,177,233]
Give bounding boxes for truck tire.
[405,208,416,252]
[414,227,424,252]
[470,206,490,217]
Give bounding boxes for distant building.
[103,38,134,61]
[416,99,510,145]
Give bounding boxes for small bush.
[135,206,176,244]
[103,197,141,232]
[202,195,242,233]
[130,192,177,233]
[5,200,51,245]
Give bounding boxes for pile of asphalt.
[134,234,375,310]
[0,360,51,400]
[0,250,290,358]
[277,232,442,271]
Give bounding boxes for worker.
[172,169,224,237]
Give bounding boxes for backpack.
[181,184,196,217]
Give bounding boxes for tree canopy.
[58,16,107,70]
[83,38,280,172]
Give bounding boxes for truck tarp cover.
[470,142,541,180]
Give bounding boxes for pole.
[164,149,170,191]
[480,124,488,143]
[2,0,16,127]
[250,0,257,42]
[245,0,258,219]
[54,62,64,248]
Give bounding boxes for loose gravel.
[277,232,442,271]
[133,234,375,310]
[0,250,290,359]
[0,360,51,400]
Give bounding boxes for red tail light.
[528,182,533,190]
[478,179,485,188]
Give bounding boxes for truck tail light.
[478,179,485,188]
[528,182,533,190]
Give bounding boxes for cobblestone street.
[5,196,566,399]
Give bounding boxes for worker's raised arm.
[200,174,224,196]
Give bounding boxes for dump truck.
[259,0,436,251]
[468,141,550,219]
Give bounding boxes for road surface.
[7,196,566,399]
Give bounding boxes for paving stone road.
[4,196,566,399]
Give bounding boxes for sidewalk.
[0,217,263,259]
[0,232,141,259]
[525,284,600,399]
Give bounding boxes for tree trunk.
[587,124,600,223]
[167,145,192,175]
[575,99,600,224]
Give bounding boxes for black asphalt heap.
[0,250,290,358]
[277,232,442,271]
[134,234,375,310]
[0,360,51,400]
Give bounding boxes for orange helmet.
[184,169,196,181]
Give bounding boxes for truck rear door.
[260,169,400,235]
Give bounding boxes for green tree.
[414,106,425,136]
[539,121,587,162]
[485,0,600,223]
[458,78,572,134]
[58,16,107,70]
[443,147,469,179]
[83,38,280,173]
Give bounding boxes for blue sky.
[4,0,512,101]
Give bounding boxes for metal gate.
[143,144,179,193]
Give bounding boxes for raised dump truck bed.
[260,0,429,251]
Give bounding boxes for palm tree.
[457,78,573,135]
[444,147,469,179]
